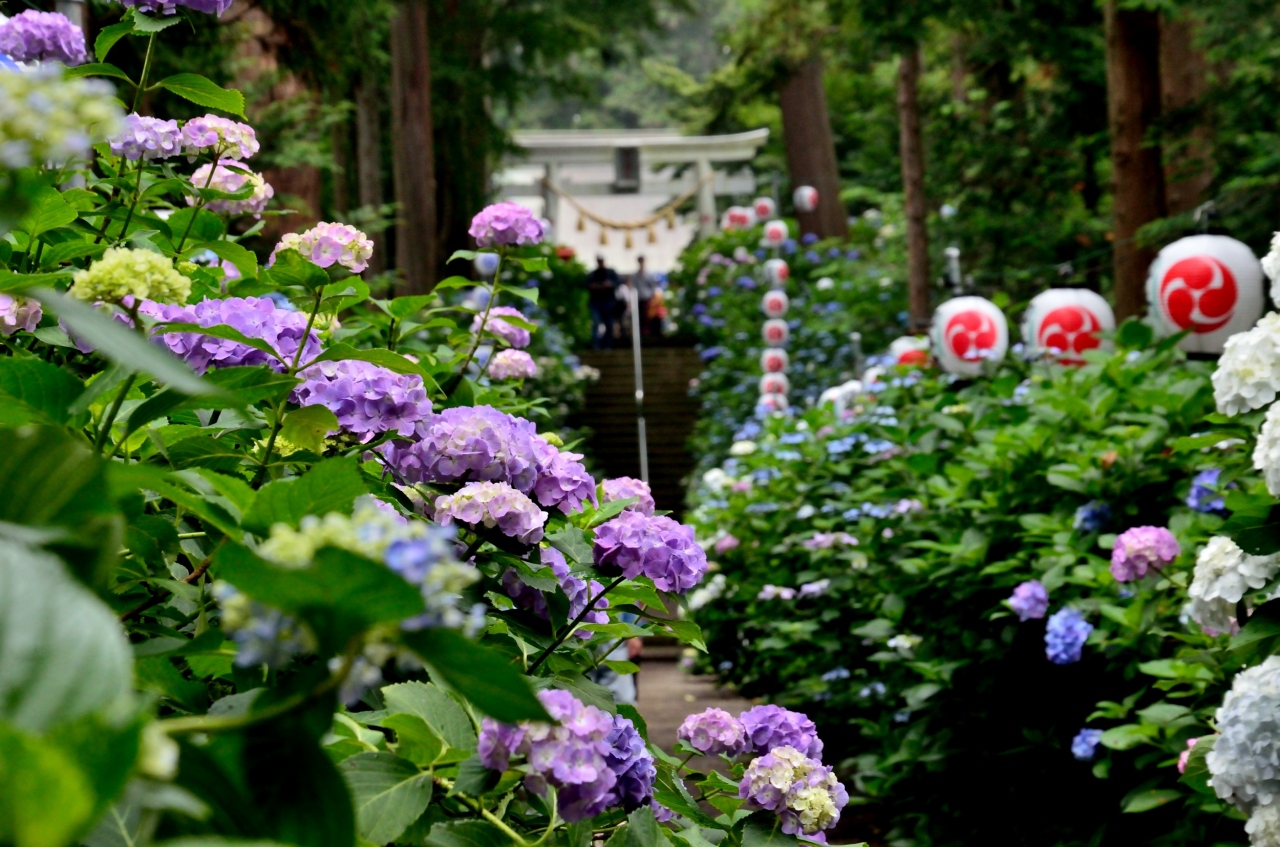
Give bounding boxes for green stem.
[114,163,147,246]
[387,317,397,352]
[94,373,137,452]
[253,289,324,487]
[175,159,221,253]
[527,576,625,675]
[132,34,156,113]
[445,253,504,396]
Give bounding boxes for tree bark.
[355,71,388,277]
[778,56,847,240]
[390,0,438,295]
[1105,2,1166,321]
[1160,12,1213,216]
[896,46,930,332]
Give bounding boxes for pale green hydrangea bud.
[70,247,191,305]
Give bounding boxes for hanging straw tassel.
[625,229,634,250]
[599,228,608,246]
[666,210,677,230]
[647,225,657,244]
[577,215,586,232]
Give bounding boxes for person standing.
[585,254,619,349]
[630,255,658,337]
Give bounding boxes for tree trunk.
[390,0,438,296]
[1105,2,1166,321]
[1160,13,1213,216]
[355,72,388,277]
[896,46,930,332]
[778,56,847,240]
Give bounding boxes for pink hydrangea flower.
[488,349,537,380]
[1111,526,1180,582]
[182,114,259,160]
[469,202,544,247]
[0,294,42,336]
[270,222,374,274]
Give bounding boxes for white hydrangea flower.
[1188,537,1280,633]
[689,573,727,610]
[1214,314,1280,416]
[1263,232,1280,302]
[730,440,758,456]
[702,468,732,494]
[1208,656,1280,810]
[1256,404,1280,497]
[1248,803,1280,847]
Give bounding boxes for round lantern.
[759,392,789,411]
[762,219,789,248]
[762,318,790,347]
[793,186,818,214]
[722,206,756,231]
[760,348,789,373]
[474,252,501,277]
[888,335,930,367]
[1022,288,1116,364]
[1146,235,1264,354]
[930,296,1009,377]
[753,197,777,219]
[764,259,790,287]
[760,373,791,396]
[762,290,789,319]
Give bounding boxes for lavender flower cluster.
[0,294,41,336]
[488,349,537,380]
[1045,607,1093,665]
[182,114,259,160]
[739,746,848,836]
[477,689,656,822]
[593,511,708,594]
[118,0,233,14]
[144,296,324,374]
[434,482,548,545]
[0,11,86,66]
[601,477,656,516]
[469,202,545,248]
[1008,579,1048,621]
[189,159,274,217]
[293,360,432,441]
[501,546,609,637]
[271,222,374,274]
[109,115,183,161]
[473,306,532,348]
[1110,525,1180,582]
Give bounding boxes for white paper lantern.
[793,186,818,213]
[753,197,777,219]
[1022,288,1116,363]
[930,296,1009,377]
[764,259,790,287]
[888,335,930,366]
[762,219,789,247]
[760,373,791,396]
[762,318,789,347]
[1146,235,1265,354]
[762,290,789,318]
[722,206,756,231]
[760,348,789,373]
[759,392,789,411]
[474,252,501,277]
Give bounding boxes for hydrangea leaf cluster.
[593,511,709,594]
[502,546,609,637]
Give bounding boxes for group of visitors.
[586,254,668,349]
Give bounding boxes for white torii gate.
[496,128,769,272]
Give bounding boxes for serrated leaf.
[400,630,549,723]
[426,822,513,847]
[93,21,134,62]
[263,249,329,291]
[280,406,339,455]
[381,682,477,752]
[195,241,258,281]
[546,526,593,565]
[339,753,433,846]
[19,189,77,239]
[380,714,445,766]
[386,296,435,320]
[1121,788,1181,813]
[0,357,84,425]
[243,457,367,535]
[153,74,245,117]
[130,8,182,33]
[65,63,135,85]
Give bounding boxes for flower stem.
[527,576,625,675]
[175,161,221,253]
[445,252,503,397]
[114,163,147,246]
[253,289,324,487]
[94,373,137,452]
[132,34,156,113]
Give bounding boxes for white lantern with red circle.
[793,186,819,214]
[762,290,789,319]
[888,335,931,367]
[753,197,777,219]
[762,318,789,347]
[762,219,789,247]
[1146,235,1265,354]
[722,206,756,231]
[760,372,790,396]
[764,258,790,287]
[759,393,789,411]
[930,296,1009,377]
[761,348,789,373]
[1022,288,1116,364]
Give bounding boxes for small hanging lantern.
[1022,289,1116,364]
[759,373,790,396]
[723,206,755,230]
[764,258,790,287]
[762,219,788,247]
[762,289,789,318]
[760,348,789,373]
[753,196,777,219]
[888,335,930,367]
[762,318,790,347]
[930,296,1009,377]
[1146,234,1264,354]
[793,185,819,213]
[758,392,789,411]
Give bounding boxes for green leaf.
[1099,724,1157,751]
[0,270,74,294]
[196,241,258,281]
[0,540,132,733]
[1116,319,1154,350]
[124,368,298,439]
[129,8,183,33]
[152,321,285,365]
[381,682,477,753]
[19,189,77,239]
[387,296,435,320]
[153,74,245,117]
[498,285,539,305]
[93,21,135,62]
[658,618,706,652]
[400,630,549,723]
[214,545,424,655]
[339,753,433,847]
[426,822,514,847]
[0,720,96,847]
[281,406,340,455]
[1222,502,1280,556]
[263,249,329,291]
[35,290,212,396]
[447,250,477,264]
[515,257,548,273]
[1121,788,1182,813]
[1232,598,1280,650]
[625,806,674,847]
[0,357,84,425]
[380,714,446,766]
[65,63,136,85]
[303,345,440,392]
[243,457,368,535]
[546,526,593,565]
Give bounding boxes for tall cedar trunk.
[1160,13,1213,216]
[896,47,930,331]
[778,56,847,240]
[330,118,349,216]
[1105,2,1166,321]
[355,73,388,276]
[390,0,438,295]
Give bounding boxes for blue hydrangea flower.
[1073,501,1111,533]
[1045,608,1093,665]
[1186,468,1228,514]
[822,667,851,682]
[1071,728,1103,761]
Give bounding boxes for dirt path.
[636,645,753,771]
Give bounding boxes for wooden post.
[1160,12,1213,216]
[390,0,438,295]
[896,46,930,332]
[355,71,387,277]
[778,56,847,240]
[695,157,716,239]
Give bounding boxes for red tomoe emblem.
[944,311,997,359]
[1160,256,1237,334]
[1039,306,1102,360]
[764,324,787,343]
[897,349,928,366]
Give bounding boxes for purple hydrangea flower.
[652,802,674,823]
[489,349,537,380]
[677,708,748,755]
[117,0,233,15]
[798,579,830,598]
[0,11,87,66]
[1071,728,1103,761]
[469,202,545,248]
[715,535,740,554]
[1187,468,1228,514]
[739,705,823,758]
[545,547,610,636]
[601,477,656,516]
[1008,580,1049,622]
[739,746,848,835]
[472,306,532,348]
[478,717,527,771]
[293,360,432,441]
[270,221,374,274]
[434,481,548,545]
[1110,526,1180,582]
[533,449,596,515]
[803,532,858,550]
[758,585,795,601]
[182,114,259,160]
[189,159,274,217]
[593,511,709,594]
[604,714,655,812]
[1073,500,1111,533]
[108,114,182,161]
[0,294,41,336]
[1045,607,1093,665]
[143,296,324,374]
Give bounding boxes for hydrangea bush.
[0,16,852,847]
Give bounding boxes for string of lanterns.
[543,173,715,249]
